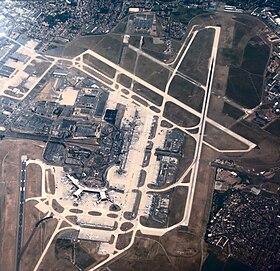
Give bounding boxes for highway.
[15,156,27,271]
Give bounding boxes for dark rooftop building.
[0,65,16,78]
[95,91,108,118]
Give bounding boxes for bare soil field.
[230,121,280,169]
[26,163,42,198]
[21,201,57,271]
[45,169,55,195]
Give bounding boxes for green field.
[232,21,252,48]
[163,102,200,127]
[168,75,205,112]
[135,55,170,91]
[178,28,215,85]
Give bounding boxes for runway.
[15,156,27,271]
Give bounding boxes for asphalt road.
[15,157,27,271]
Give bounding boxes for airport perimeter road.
[15,155,27,271]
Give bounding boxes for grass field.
[83,65,113,85]
[221,48,243,66]
[21,201,45,271]
[204,123,249,151]
[116,231,133,250]
[168,75,205,112]
[38,232,107,270]
[167,186,188,226]
[63,34,123,63]
[222,102,244,120]
[266,119,280,137]
[176,134,196,179]
[226,67,262,108]
[120,47,137,73]
[22,214,58,271]
[141,37,180,62]
[163,102,200,127]
[221,16,269,109]
[241,36,270,75]
[178,28,215,85]
[112,21,127,34]
[142,37,166,53]
[132,95,149,107]
[171,7,208,25]
[135,55,170,91]
[117,73,132,88]
[133,82,163,106]
[83,53,116,78]
[129,36,141,48]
